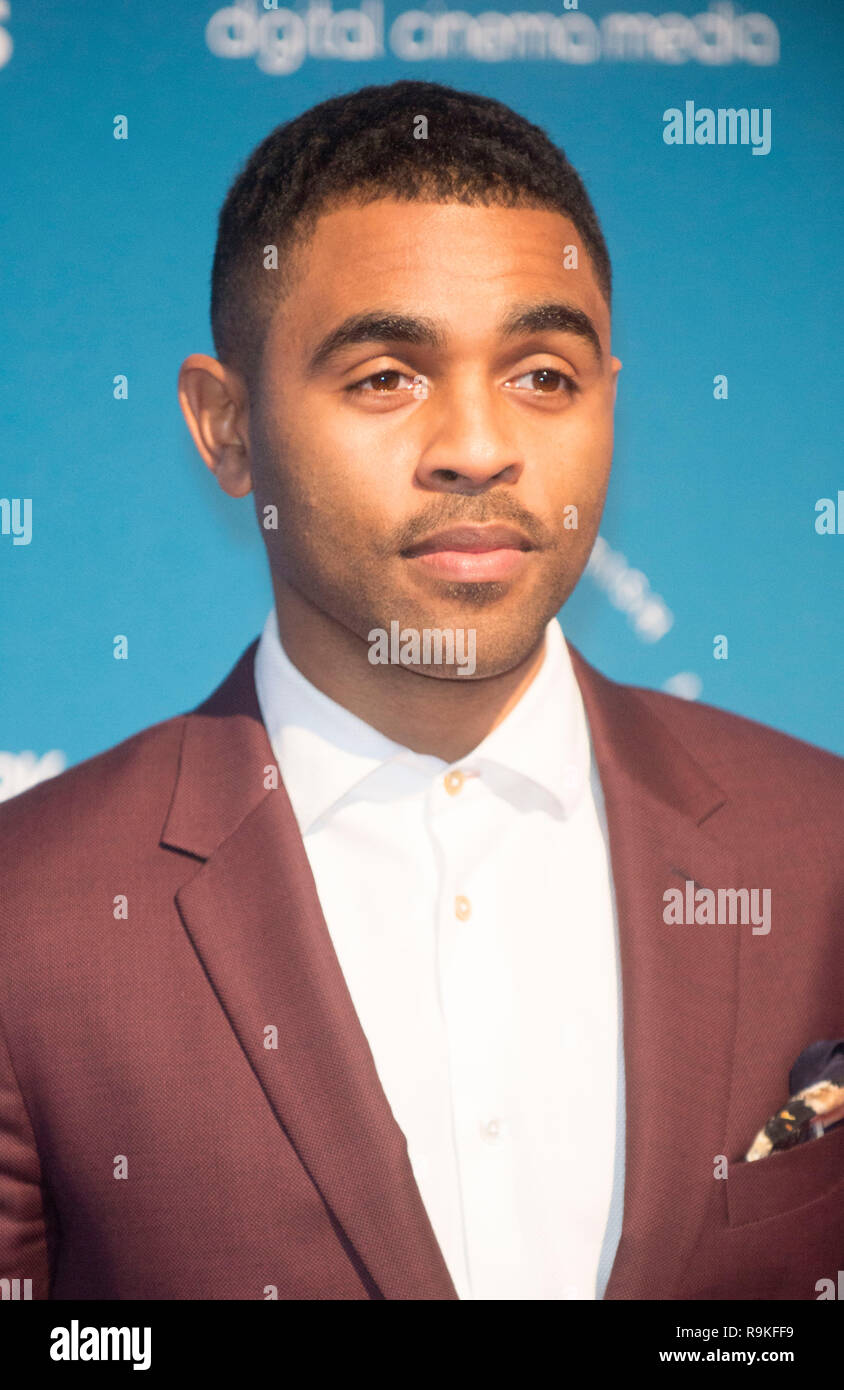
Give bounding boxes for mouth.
[401,524,535,582]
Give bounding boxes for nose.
[414,376,524,494]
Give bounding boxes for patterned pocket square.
[744,1039,844,1162]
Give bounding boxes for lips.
[401,524,535,582]
[402,524,534,557]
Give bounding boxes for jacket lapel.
[568,644,741,1298]
[162,642,458,1300]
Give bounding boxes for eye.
[507,367,577,395]
[346,369,425,395]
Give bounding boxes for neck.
[272,581,548,763]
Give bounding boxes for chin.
[461,624,550,681]
[434,579,511,607]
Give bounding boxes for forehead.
[270,198,610,353]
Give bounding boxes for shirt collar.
[254,608,591,833]
[465,615,591,816]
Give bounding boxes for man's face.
[249,198,621,678]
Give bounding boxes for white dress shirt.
[254,609,625,1300]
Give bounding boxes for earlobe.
[214,443,254,499]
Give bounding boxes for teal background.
[1,0,842,799]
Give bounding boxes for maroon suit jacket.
[1,639,842,1300]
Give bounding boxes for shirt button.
[481,1118,501,1142]
[454,895,471,922]
[444,770,465,796]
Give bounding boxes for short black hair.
[210,79,612,388]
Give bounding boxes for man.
[1,80,842,1302]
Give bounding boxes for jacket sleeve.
[0,1011,50,1299]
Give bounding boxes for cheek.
[288,407,418,532]
[560,400,614,484]
[569,388,614,446]
[264,436,384,579]
[533,418,610,506]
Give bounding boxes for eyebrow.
[305,299,603,374]
[501,301,603,362]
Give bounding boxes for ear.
[177,354,252,497]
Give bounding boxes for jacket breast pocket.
[727,1119,844,1228]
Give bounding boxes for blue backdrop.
[2,0,842,803]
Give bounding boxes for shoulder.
[624,679,844,814]
[0,712,187,873]
[0,639,261,868]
